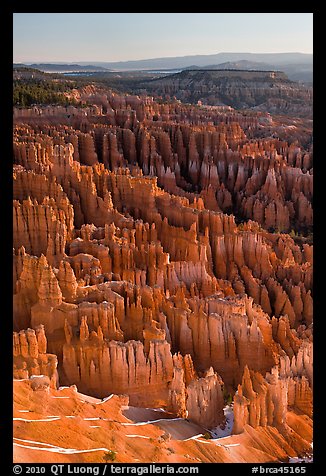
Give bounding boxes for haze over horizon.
[13,13,313,64]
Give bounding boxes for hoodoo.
[13,37,313,464]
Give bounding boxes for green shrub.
[103,450,116,462]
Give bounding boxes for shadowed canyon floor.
[13,78,313,463]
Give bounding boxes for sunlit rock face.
[13,84,312,463]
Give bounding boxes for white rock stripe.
[13,415,183,425]
[121,417,183,426]
[51,396,70,399]
[192,439,239,447]
[78,395,114,404]
[193,439,213,445]
[183,434,240,447]
[14,438,62,448]
[96,395,114,403]
[13,442,110,454]
[13,417,60,422]
[183,434,207,441]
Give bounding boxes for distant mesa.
[14,51,313,82]
[181,60,312,83]
[140,68,312,116]
[15,63,111,73]
[183,60,277,71]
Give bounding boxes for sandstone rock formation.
[13,325,58,388]
[13,82,313,463]
[233,359,312,438]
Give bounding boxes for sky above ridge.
[13,13,313,63]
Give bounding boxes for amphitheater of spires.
[13,85,313,463]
